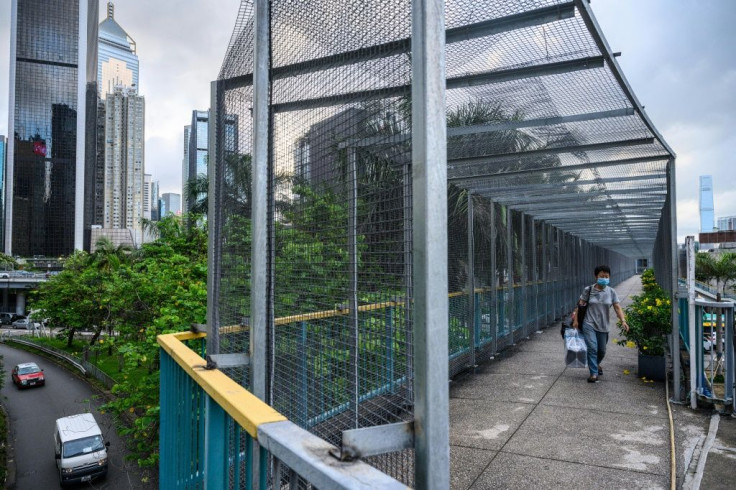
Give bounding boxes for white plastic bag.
[564,327,587,368]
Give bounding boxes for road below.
[0,342,154,488]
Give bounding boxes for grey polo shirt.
[580,285,620,333]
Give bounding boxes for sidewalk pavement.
[448,274,736,489]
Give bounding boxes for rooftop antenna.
[107,2,114,19]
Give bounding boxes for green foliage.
[30,214,207,467]
[695,252,736,296]
[617,269,672,356]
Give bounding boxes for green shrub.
[616,269,671,356]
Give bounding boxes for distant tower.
[699,176,715,233]
[98,2,139,98]
[182,125,191,208]
[161,193,182,217]
[183,111,209,213]
[103,87,145,245]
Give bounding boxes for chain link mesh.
[207,1,675,486]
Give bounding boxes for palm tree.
[696,252,736,297]
[185,153,293,220]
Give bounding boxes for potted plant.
[617,269,671,381]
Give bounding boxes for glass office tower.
[98,2,138,98]
[5,0,98,256]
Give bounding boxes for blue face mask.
[597,278,610,287]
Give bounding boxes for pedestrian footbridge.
[160,0,681,487]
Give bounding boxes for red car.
[12,362,45,389]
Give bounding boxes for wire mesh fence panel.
[206,0,677,486]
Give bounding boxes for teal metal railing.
[158,331,404,489]
[677,297,735,407]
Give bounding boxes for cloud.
[1,0,735,245]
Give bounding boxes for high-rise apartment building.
[98,2,138,99]
[699,175,715,233]
[102,86,145,246]
[5,0,99,256]
[717,216,736,232]
[161,193,181,217]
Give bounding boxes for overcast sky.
[1,1,734,243]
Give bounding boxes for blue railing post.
[205,396,228,489]
[159,349,172,489]
[473,293,481,348]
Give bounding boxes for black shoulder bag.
[560,285,593,337]
[576,285,593,327]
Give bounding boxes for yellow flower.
[129,407,135,413]
[643,345,648,350]
[623,369,630,375]
[626,340,636,349]
[656,298,662,307]
[99,339,104,344]
[647,305,653,310]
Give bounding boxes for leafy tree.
[695,252,736,297]
[31,215,208,467]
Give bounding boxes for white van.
[54,413,109,486]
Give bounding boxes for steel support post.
[411,0,449,487]
[348,147,360,428]
[531,218,538,330]
[403,162,414,399]
[251,0,270,485]
[520,212,527,335]
[686,237,696,408]
[668,159,682,401]
[541,222,548,324]
[207,80,222,356]
[467,193,476,368]
[506,208,514,337]
[490,201,498,356]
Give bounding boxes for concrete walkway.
[449,275,675,489]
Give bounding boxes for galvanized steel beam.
[272,56,604,113]
[449,138,655,167]
[341,108,636,149]
[221,3,576,89]
[448,154,670,182]
[412,0,450,487]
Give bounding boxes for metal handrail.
[158,331,406,489]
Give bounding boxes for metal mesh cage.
[207,0,676,486]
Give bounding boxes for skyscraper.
[161,193,181,217]
[182,125,191,208]
[183,110,209,213]
[102,86,145,245]
[150,180,160,221]
[143,173,152,221]
[98,2,138,98]
[5,0,99,256]
[717,216,736,232]
[182,110,238,214]
[0,135,5,247]
[699,175,715,233]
